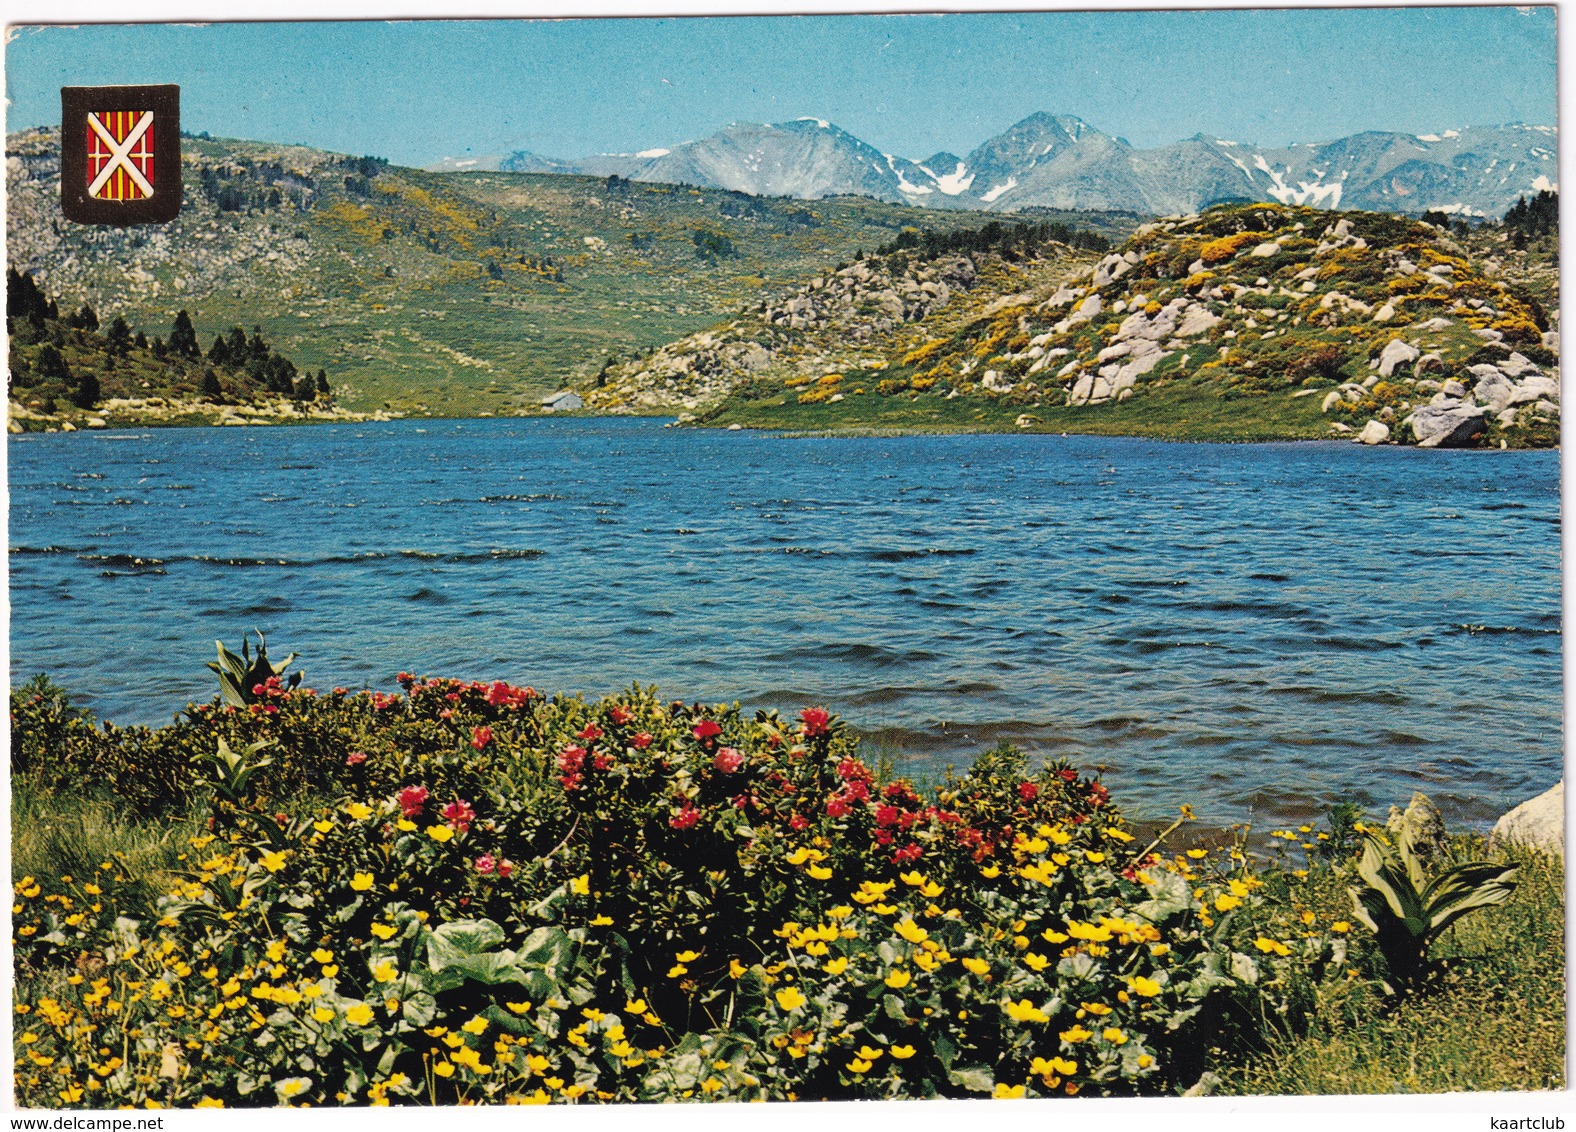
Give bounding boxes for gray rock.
[1440,379,1467,399]
[1320,390,1344,413]
[1250,241,1281,258]
[1413,353,1445,376]
[1471,370,1515,413]
[1412,401,1487,447]
[1377,339,1421,377]
[1489,781,1563,855]
[1355,420,1390,445]
[1500,352,1542,378]
[1176,306,1220,337]
[1512,375,1560,405]
[1069,294,1103,324]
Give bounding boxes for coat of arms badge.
[60,84,181,224]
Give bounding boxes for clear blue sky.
[4,8,1558,167]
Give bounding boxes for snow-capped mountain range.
[428,112,1557,218]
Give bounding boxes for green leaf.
[1355,836,1425,925]
[933,1032,958,1070]
[426,919,506,969]
[518,926,572,969]
[1132,868,1194,923]
[882,993,917,1025]
[1422,863,1518,935]
[947,1065,994,1094]
[401,992,437,1028]
[1228,951,1260,985]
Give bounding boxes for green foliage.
[10,659,1335,1106]
[207,632,302,707]
[9,674,99,779]
[1347,831,1517,990]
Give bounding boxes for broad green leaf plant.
[1348,824,1518,989]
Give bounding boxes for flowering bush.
[12,673,1344,1106]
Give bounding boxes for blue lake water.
[7,418,1562,830]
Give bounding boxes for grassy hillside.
[692,204,1559,448]
[6,128,1132,418]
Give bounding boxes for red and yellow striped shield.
[86,110,156,201]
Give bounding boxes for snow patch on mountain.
[636,148,671,158]
[1532,174,1559,193]
[980,177,1017,203]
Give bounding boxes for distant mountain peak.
[434,112,1557,219]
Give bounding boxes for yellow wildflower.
[1003,999,1050,1024]
[350,873,374,892]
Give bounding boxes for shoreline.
[7,408,1560,449]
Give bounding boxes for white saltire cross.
[87,111,155,199]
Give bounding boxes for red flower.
[631,732,654,750]
[712,747,744,774]
[397,785,429,818]
[692,719,723,742]
[497,859,514,878]
[826,795,851,819]
[874,804,901,827]
[396,672,416,689]
[845,780,870,803]
[593,754,613,771]
[442,798,476,833]
[558,746,587,772]
[893,842,923,864]
[1059,768,1078,783]
[577,723,604,742]
[608,705,635,726]
[670,807,700,830]
[474,853,497,876]
[471,726,493,750]
[1018,782,1039,802]
[799,707,831,737]
[1089,783,1110,806]
[559,772,583,791]
[789,813,809,831]
[346,751,368,767]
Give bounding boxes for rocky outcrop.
[1489,781,1563,854]
[762,254,977,340]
